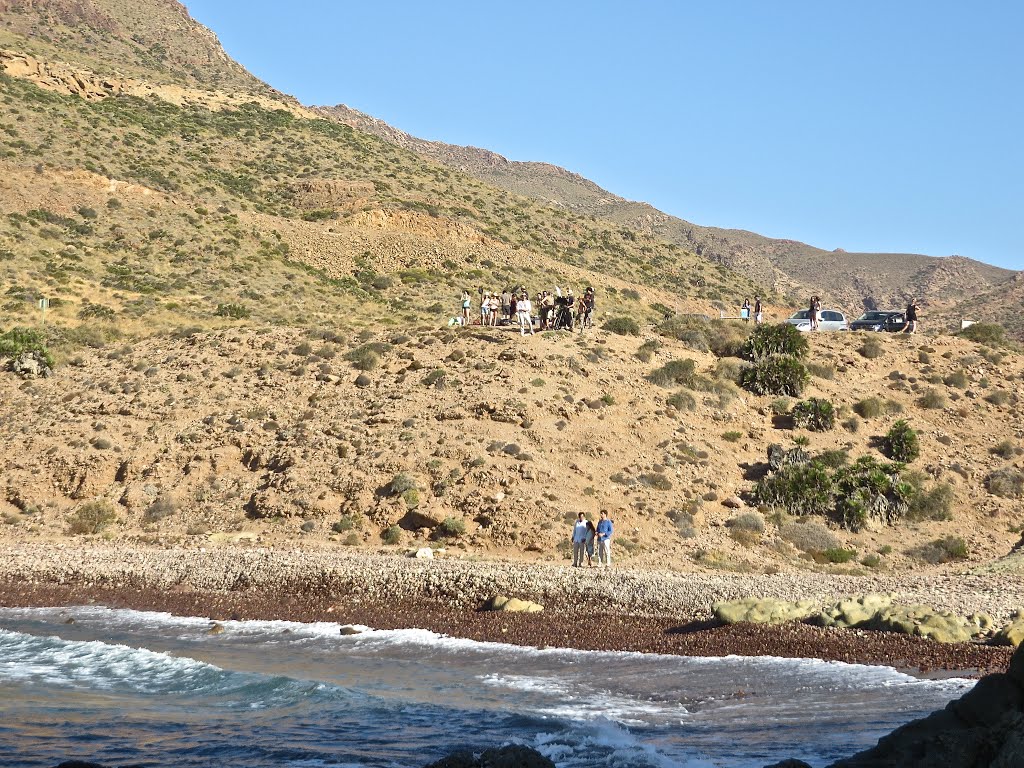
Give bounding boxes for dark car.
[850,311,906,332]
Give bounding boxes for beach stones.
[485,595,543,613]
[713,597,817,625]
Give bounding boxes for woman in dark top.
[905,300,919,333]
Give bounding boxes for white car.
[785,309,849,332]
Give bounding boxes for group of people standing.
[459,287,596,335]
[740,296,764,324]
[571,510,613,568]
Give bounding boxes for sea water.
[0,606,972,767]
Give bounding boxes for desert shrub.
[816,449,850,468]
[986,390,1012,406]
[639,472,673,490]
[842,416,860,433]
[756,462,834,516]
[883,420,920,463]
[741,323,808,361]
[727,511,766,534]
[434,516,466,538]
[917,351,931,364]
[791,398,836,431]
[0,327,53,366]
[821,547,857,564]
[714,358,746,383]
[987,467,1024,499]
[918,388,946,409]
[859,336,884,359]
[381,525,402,545]
[648,358,697,387]
[770,398,792,415]
[706,321,751,358]
[423,368,446,387]
[722,430,743,442]
[401,489,420,508]
[332,514,361,533]
[943,369,969,389]
[905,480,954,522]
[67,501,116,535]
[740,355,809,396]
[959,323,1007,346]
[214,302,250,319]
[342,532,360,546]
[344,342,391,371]
[667,506,698,538]
[853,397,902,419]
[634,339,662,362]
[991,440,1018,460]
[656,315,712,352]
[666,390,697,412]
[779,520,840,555]
[861,553,882,568]
[910,536,969,564]
[388,473,418,494]
[603,316,640,336]
[143,494,178,523]
[806,362,835,379]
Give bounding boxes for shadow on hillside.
[741,461,770,482]
[664,618,721,635]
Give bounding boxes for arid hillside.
[0,0,1022,581]
[325,103,1019,333]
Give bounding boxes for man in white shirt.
[571,512,588,567]
[517,293,534,336]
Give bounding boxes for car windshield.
[789,310,810,320]
[856,312,897,322]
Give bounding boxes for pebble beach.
[0,543,1019,674]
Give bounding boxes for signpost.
[38,297,49,326]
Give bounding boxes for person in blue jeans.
[596,510,613,567]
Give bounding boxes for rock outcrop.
[713,597,818,625]
[423,745,554,768]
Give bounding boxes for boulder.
[413,547,434,559]
[713,597,817,625]
[995,609,1024,647]
[867,604,975,644]
[485,595,544,613]
[9,350,52,378]
[814,594,895,629]
[424,745,554,768]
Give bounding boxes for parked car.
[785,309,849,332]
[850,310,906,332]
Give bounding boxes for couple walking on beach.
[571,510,613,567]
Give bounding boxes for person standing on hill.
[809,296,820,331]
[571,512,589,567]
[585,520,597,567]
[905,300,919,333]
[517,292,534,336]
[596,510,613,567]
[461,290,471,323]
[754,296,763,324]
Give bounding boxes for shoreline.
[0,544,1017,675]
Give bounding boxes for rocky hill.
[324,103,1019,332]
[0,0,1022,581]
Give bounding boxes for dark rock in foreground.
[423,745,555,768]
[766,643,1024,767]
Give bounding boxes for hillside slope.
[324,103,1019,329]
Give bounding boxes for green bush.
[389,473,418,494]
[648,358,697,387]
[821,547,857,564]
[959,322,1007,346]
[603,316,640,336]
[853,397,902,419]
[755,462,834,517]
[991,440,1018,459]
[67,500,117,535]
[910,536,969,564]
[344,341,391,371]
[986,390,1012,406]
[726,511,765,533]
[943,370,969,389]
[791,398,836,431]
[741,323,808,361]
[832,456,911,531]
[722,430,743,442]
[740,355,809,396]
[434,516,466,538]
[0,327,53,366]
[905,480,954,522]
[214,303,250,319]
[381,525,402,545]
[665,390,697,412]
[884,419,920,463]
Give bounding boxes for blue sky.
[184,1,1023,270]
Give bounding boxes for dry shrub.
[778,519,839,555]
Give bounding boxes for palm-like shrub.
[791,398,836,431]
[740,355,809,396]
[741,323,808,361]
[755,463,834,517]
[884,419,920,463]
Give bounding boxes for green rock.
[485,595,543,613]
[995,609,1024,647]
[713,597,817,625]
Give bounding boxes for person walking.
[596,510,613,567]
[571,512,589,567]
[905,300,919,333]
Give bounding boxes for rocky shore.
[0,544,1019,673]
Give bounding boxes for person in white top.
[571,512,589,567]
[517,293,534,336]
